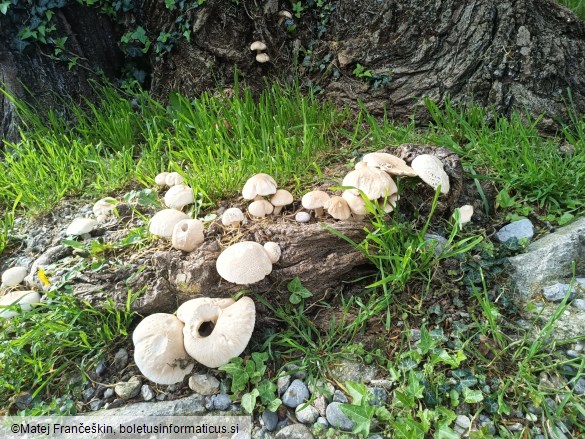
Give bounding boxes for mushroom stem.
[273,206,283,215]
[351,213,366,222]
[315,207,324,217]
[81,233,91,240]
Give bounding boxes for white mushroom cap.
[411,154,450,194]
[0,290,41,318]
[176,297,235,323]
[132,313,194,385]
[263,242,281,264]
[93,197,118,218]
[171,219,204,252]
[242,173,277,200]
[256,53,270,63]
[248,200,274,218]
[457,205,474,225]
[342,190,368,217]
[165,172,185,187]
[301,190,330,217]
[221,208,245,227]
[342,162,398,200]
[324,196,351,220]
[155,172,170,187]
[361,152,417,177]
[278,10,293,19]
[1,266,28,287]
[295,211,311,223]
[179,296,256,368]
[149,209,190,239]
[216,241,273,284]
[66,218,97,236]
[164,184,195,210]
[270,189,293,214]
[250,41,267,52]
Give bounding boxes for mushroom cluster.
[132,296,256,383]
[250,41,269,63]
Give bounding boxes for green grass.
[559,0,585,19]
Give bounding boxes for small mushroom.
[1,266,28,287]
[342,190,368,221]
[149,209,190,239]
[132,313,194,384]
[301,190,330,217]
[411,154,450,194]
[324,196,351,220]
[456,205,474,226]
[361,152,417,177]
[256,53,270,63]
[216,241,273,284]
[179,296,256,368]
[171,219,204,252]
[165,172,185,187]
[242,173,277,200]
[155,172,170,187]
[250,41,269,63]
[270,189,293,215]
[221,208,245,228]
[66,218,97,240]
[263,242,281,264]
[0,290,41,319]
[93,197,118,221]
[164,184,195,210]
[248,199,274,218]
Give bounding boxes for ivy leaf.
[463,387,484,404]
[340,403,374,437]
[435,425,460,439]
[287,277,313,300]
[241,388,259,414]
[345,381,367,406]
[0,2,10,14]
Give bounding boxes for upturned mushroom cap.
[411,154,450,194]
[263,242,281,264]
[176,297,235,323]
[248,200,274,218]
[250,41,267,52]
[93,197,118,218]
[342,190,368,216]
[165,172,185,187]
[324,196,351,220]
[171,219,204,252]
[66,218,97,236]
[149,209,190,239]
[221,208,245,227]
[0,290,41,318]
[216,241,273,284]
[164,184,195,210]
[342,162,398,200]
[256,53,270,63]
[155,172,170,187]
[179,296,256,368]
[301,190,330,215]
[361,152,417,177]
[457,205,474,225]
[1,266,28,287]
[242,173,277,200]
[132,313,194,385]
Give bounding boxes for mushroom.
[250,41,269,63]
[216,241,273,284]
[295,211,311,223]
[0,290,41,319]
[221,208,245,228]
[155,172,170,187]
[165,172,185,187]
[1,266,28,287]
[242,173,277,200]
[270,189,293,215]
[263,242,281,264]
[342,162,398,200]
[171,219,204,252]
[149,209,190,239]
[301,190,330,217]
[93,197,118,222]
[361,152,417,177]
[132,313,194,385]
[177,297,235,323]
[342,190,368,221]
[324,196,351,220]
[164,184,195,210]
[248,199,274,218]
[66,218,97,240]
[456,205,474,226]
[256,53,270,63]
[410,154,450,194]
[179,296,256,368]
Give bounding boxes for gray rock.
[507,423,523,432]
[114,376,142,400]
[105,399,124,409]
[566,350,580,359]
[368,435,384,439]
[232,433,252,439]
[332,390,348,403]
[295,403,319,424]
[423,234,448,255]
[90,394,206,416]
[277,376,291,396]
[213,394,231,410]
[315,417,329,429]
[141,384,154,401]
[508,218,585,298]
[573,378,585,395]
[329,359,379,384]
[575,342,584,352]
[205,396,214,410]
[286,364,307,380]
[572,299,585,311]
[95,359,108,377]
[156,393,166,401]
[495,219,534,243]
[410,328,421,342]
[282,379,309,408]
[89,400,104,411]
[313,394,328,416]
[103,388,115,400]
[112,348,129,371]
[261,409,278,431]
[275,424,314,439]
[325,402,355,431]
[543,283,576,302]
[82,387,95,401]
[367,387,387,407]
[14,392,33,410]
[455,415,471,430]
[189,374,220,395]
[370,379,394,389]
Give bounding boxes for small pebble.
[572,299,585,311]
[213,394,231,410]
[105,398,124,409]
[95,360,108,376]
[89,400,104,411]
[507,423,523,432]
[526,413,538,422]
[156,393,166,402]
[295,403,319,424]
[325,402,354,431]
[367,387,387,407]
[313,394,328,416]
[141,384,154,401]
[282,379,309,408]
[543,283,576,302]
[410,329,421,342]
[114,376,142,400]
[455,415,471,430]
[82,387,95,401]
[332,389,348,403]
[274,424,313,439]
[112,348,129,371]
[189,374,220,395]
[261,409,278,431]
[277,376,291,396]
[295,212,311,223]
[315,417,328,429]
[573,378,585,395]
[103,388,115,400]
[286,364,307,380]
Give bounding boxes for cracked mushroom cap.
[155,172,170,187]
[324,196,351,220]
[179,296,256,368]
[133,313,194,385]
[216,241,273,284]
[171,219,204,252]
[164,184,195,210]
[66,218,97,236]
[248,199,274,218]
[149,209,190,239]
[411,154,450,194]
[1,266,28,287]
[242,173,277,200]
[0,290,41,318]
[343,162,398,200]
[221,208,245,227]
[361,152,417,177]
[165,172,185,187]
